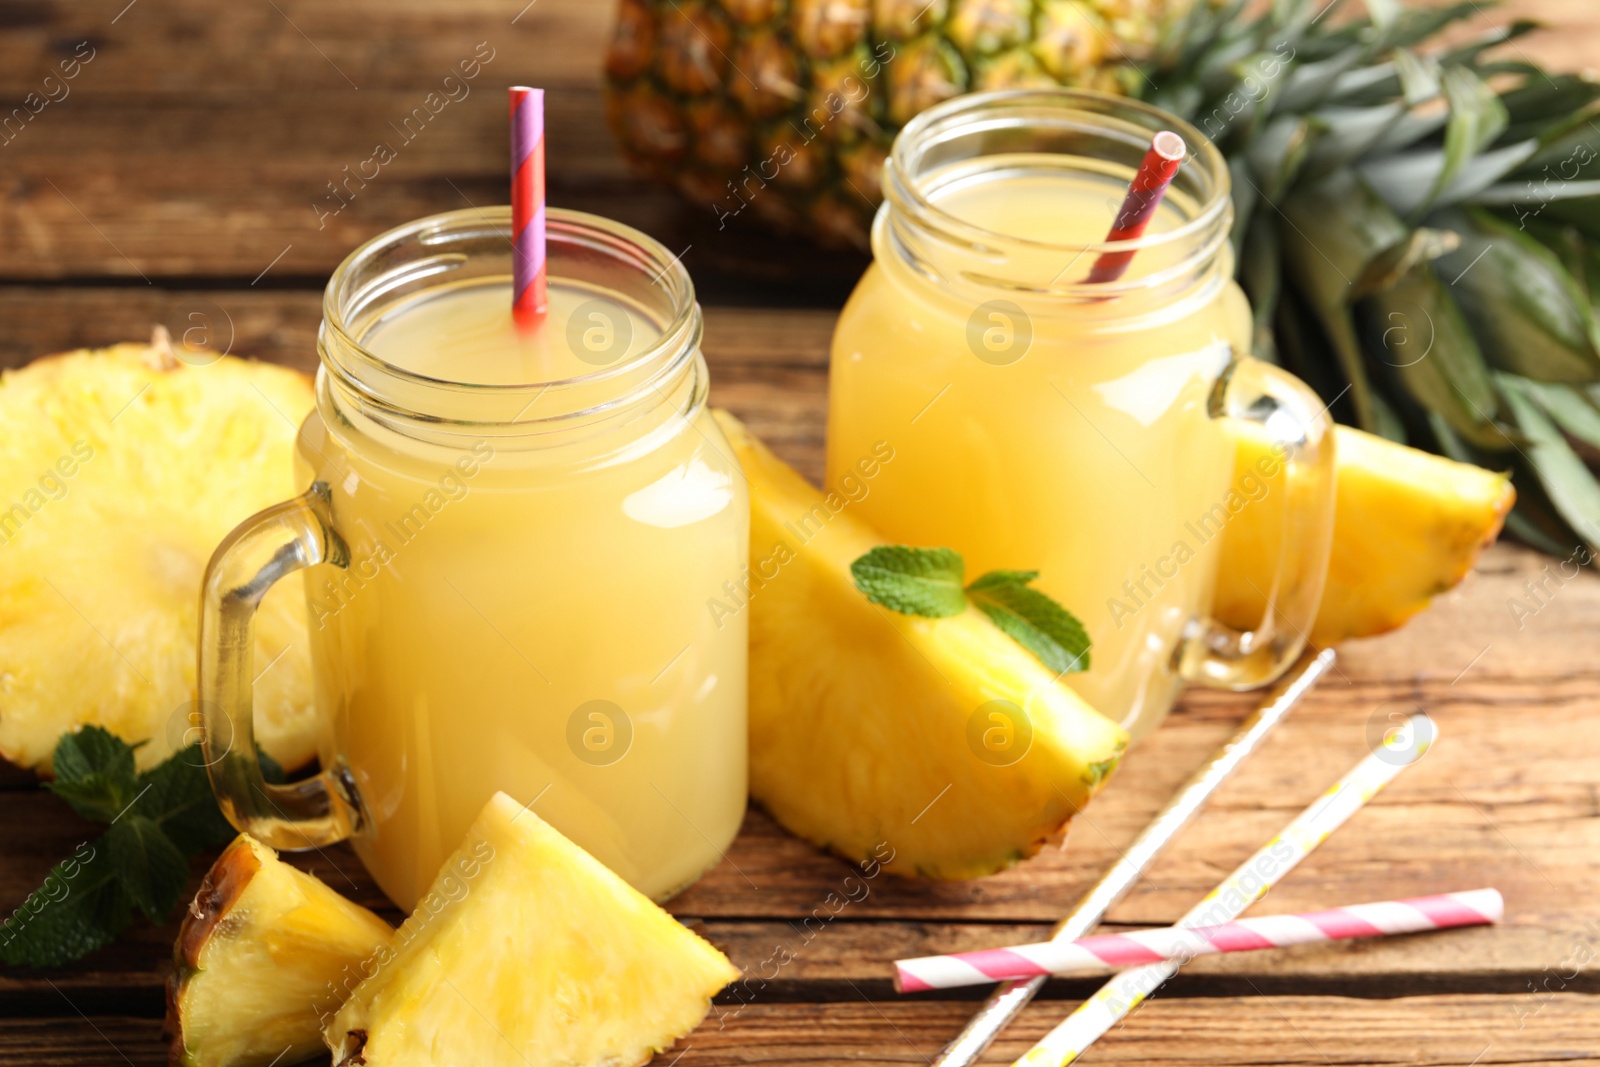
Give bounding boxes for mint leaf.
[136,746,236,855]
[0,841,132,968]
[9,732,291,967]
[851,546,968,617]
[106,815,190,925]
[46,727,139,823]
[966,571,1092,675]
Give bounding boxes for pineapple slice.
[325,792,739,1067]
[1216,424,1514,645]
[0,340,317,772]
[714,411,1127,880]
[166,835,394,1067]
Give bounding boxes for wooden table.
[2,1,1598,1064]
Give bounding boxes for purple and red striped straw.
[510,86,547,327]
[1086,129,1186,285]
[893,887,1502,993]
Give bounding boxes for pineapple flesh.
[166,835,394,1067]
[0,342,317,772]
[715,410,1127,880]
[1216,424,1514,645]
[324,792,740,1067]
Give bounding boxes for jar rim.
[885,88,1233,296]
[319,206,702,431]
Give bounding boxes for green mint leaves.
[850,547,1091,674]
[966,570,1093,675]
[850,546,968,617]
[1,726,282,968]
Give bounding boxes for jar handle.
[198,482,365,849]
[1178,354,1337,689]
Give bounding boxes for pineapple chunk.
[166,835,393,1067]
[0,342,317,772]
[324,792,740,1067]
[1216,424,1514,645]
[715,411,1127,881]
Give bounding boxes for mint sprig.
[1,726,282,968]
[851,547,1092,674]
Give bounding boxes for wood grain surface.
[1,0,1598,1065]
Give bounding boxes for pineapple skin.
[715,410,1127,880]
[604,0,1169,247]
[0,343,318,773]
[324,792,740,1067]
[166,835,393,1067]
[1215,425,1514,645]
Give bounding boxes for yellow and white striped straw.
[1014,712,1436,1067]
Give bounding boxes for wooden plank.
[0,994,1594,1067]
[0,0,616,96]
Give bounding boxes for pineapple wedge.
[714,411,1127,880]
[0,341,317,772]
[325,792,740,1067]
[1216,424,1514,645]
[166,835,393,1067]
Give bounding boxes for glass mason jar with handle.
[827,90,1335,739]
[199,208,748,910]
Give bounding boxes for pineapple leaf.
[1437,18,1541,69]
[1351,227,1462,298]
[1280,171,1407,429]
[1498,376,1600,547]
[1430,66,1509,211]
[1356,257,1504,445]
[1248,115,1322,200]
[1517,379,1600,452]
[1302,102,1406,175]
[1432,207,1600,383]
[850,546,967,617]
[966,572,1092,675]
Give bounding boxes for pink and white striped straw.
[895,888,1501,993]
[509,86,547,327]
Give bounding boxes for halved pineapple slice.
[166,834,393,1067]
[0,339,317,772]
[714,411,1128,880]
[325,792,739,1067]
[1216,424,1514,645]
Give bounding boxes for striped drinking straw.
[1085,130,1186,284]
[510,86,548,326]
[1013,712,1438,1067]
[894,887,1501,992]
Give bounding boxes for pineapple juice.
[294,276,748,910]
[828,151,1251,737]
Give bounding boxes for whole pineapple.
[604,0,1167,247]
[604,0,1600,556]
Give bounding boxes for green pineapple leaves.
[1138,0,1600,554]
[850,547,1091,675]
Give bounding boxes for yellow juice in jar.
[297,277,748,909]
[828,156,1251,735]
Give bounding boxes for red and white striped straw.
[1085,130,1186,284]
[895,888,1501,993]
[510,85,547,326]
